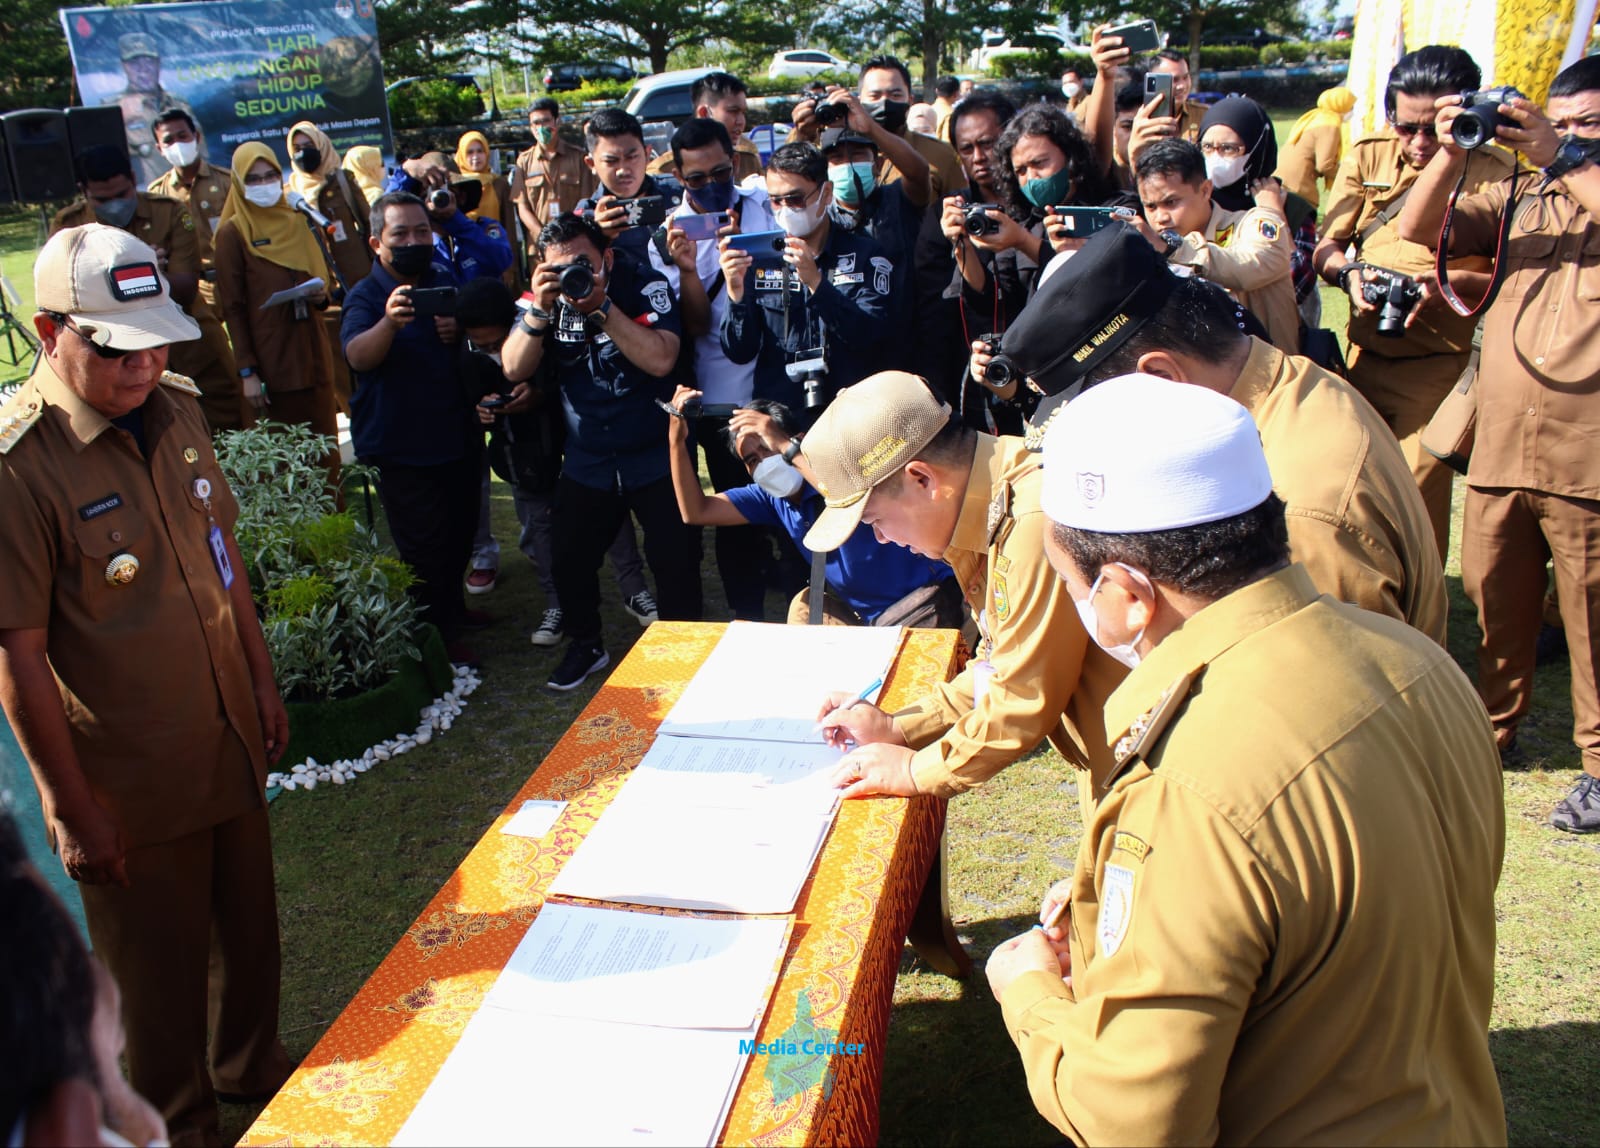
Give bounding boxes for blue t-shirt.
[725,483,952,623]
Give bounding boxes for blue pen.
[814,675,884,738]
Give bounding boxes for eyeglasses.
[680,163,733,190]
[1199,142,1247,157]
[56,316,131,359]
[1390,121,1438,139]
[768,185,821,211]
[243,171,282,186]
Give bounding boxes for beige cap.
[118,32,159,61]
[35,225,199,351]
[800,371,952,553]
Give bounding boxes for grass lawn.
[2,141,1594,1146]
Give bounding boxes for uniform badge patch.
[1214,223,1234,247]
[991,573,1010,622]
[644,282,673,314]
[1076,471,1104,503]
[869,255,892,295]
[108,262,161,301]
[836,252,856,274]
[1098,863,1136,957]
[1112,832,1150,863]
[1257,217,1280,241]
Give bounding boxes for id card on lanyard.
[194,476,235,589]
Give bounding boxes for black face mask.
[864,99,910,134]
[386,242,434,278]
[291,146,321,174]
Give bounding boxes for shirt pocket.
[1501,231,1558,302]
[1580,227,1600,301]
[71,510,150,615]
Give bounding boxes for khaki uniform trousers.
[1462,485,1600,776]
[78,804,292,1146]
[1346,343,1464,563]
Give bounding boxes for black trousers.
[695,415,775,622]
[374,452,481,638]
[553,473,703,641]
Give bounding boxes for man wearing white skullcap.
[987,374,1507,1146]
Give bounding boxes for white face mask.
[752,454,805,499]
[1061,81,1081,99]
[773,195,826,238]
[1204,152,1248,189]
[161,139,199,168]
[244,182,283,208]
[1073,565,1148,670]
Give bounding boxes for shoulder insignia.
[985,481,1012,545]
[1257,216,1280,242]
[0,396,43,455]
[158,370,202,397]
[1110,669,1198,776]
[1023,398,1064,453]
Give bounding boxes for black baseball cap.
[818,127,878,153]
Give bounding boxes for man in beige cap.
[798,370,1126,800]
[987,373,1504,1145]
[0,225,293,1145]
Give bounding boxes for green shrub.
[388,78,484,130]
[1197,45,1264,71]
[554,77,634,107]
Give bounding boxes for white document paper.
[484,903,791,1031]
[391,1006,755,1148]
[618,735,842,819]
[502,799,568,838]
[658,621,904,742]
[259,276,325,310]
[549,803,834,914]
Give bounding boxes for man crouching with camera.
[502,212,702,691]
[1398,55,1600,833]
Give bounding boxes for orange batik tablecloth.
[242,622,961,1147]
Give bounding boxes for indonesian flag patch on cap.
[109,262,162,301]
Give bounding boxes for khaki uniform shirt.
[147,160,232,280]
[0,362,265,847]
[1273,122,1342,203]
[1001,565,1506,1146]
[648,137,763,183]
[1321,134,1513,357]
[1174,97,1209,144]
[212,219,336,396]
[1171,201,1300,353]
[893,434,1125,797]
[306,170,374,291]
[1445,177,1600,497]
[1233,337,1449,644]
[513,138,596,236]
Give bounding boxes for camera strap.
[1354,185,1413,253]
[1435,156,1524,318]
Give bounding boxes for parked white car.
[970,29,1085,72]
[768,49,853,80]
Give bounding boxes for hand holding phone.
[676,212,732,242]
[1106,18,1162,53]
[1144,71,1175,119]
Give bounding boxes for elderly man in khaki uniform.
[1315,46,1514,562]
[789,372,1125,802]
[1001,224,1445,808]
[0,225,293,1144]
[54,145,247,432]
[985,373,1505,1145]
[1398,57,1600,832]
[512,99,596,250]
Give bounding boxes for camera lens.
[559,263,594,299]
[427,187,452,211]
[984,356,1015,386]
[1451,109,1491,150]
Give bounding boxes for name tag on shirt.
[208,523,235,589]
[330,220,348,243]
[831,271,864,286]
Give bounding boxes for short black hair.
[585,107,645,152]
[692,71,748,106]
[912,417,974,470]
[948,90,1016,144]
[1153,48,1189,69]
[529,96,560,118]
[0,812,101,1137]
[370,190,426,240]
[766,141,827,186]
[1079,274,1249,387]
[153,107,197,135]
[994,104,1107,217]
[456,276,517,330]
[672,117,733,171]
[1115,79,1147,114]
[1051,492,1289,600]
[1385,45,1482,117]
[935,75,961,99]
[537,211,609,259]
[860,55,913,93]
[1135,137,1206,186]
[1548,54,1600,100]
[75,144,132,185]
[722,398,799,459]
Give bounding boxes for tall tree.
[1,0,77,111]
[824,0,1053,98]
[1088,0,1299,72]
[519,0,787,75]
[377,0,519,80]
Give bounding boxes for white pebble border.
[266,665,483,793]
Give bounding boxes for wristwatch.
[781,438,803,464]
[1543,137,1598,183]
[586,297,613,327]
[1334,263,1363,291]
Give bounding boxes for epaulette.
[158,370,202,397]
[1108,670,1198,785]
[0,388,43,455]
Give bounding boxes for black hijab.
[1199,96,1277,212]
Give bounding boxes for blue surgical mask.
[1073,565,1148,669]
[1021,168,1074,210]
[829,161,876,206]
[688,176,736,213]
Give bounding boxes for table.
[242,622,964,1147]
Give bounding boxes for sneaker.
[548,641,608,691]
[465,567,498,595]
[1550,774,1600,834]
[531,607,563,647]
[623,589,659,626]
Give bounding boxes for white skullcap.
[1039,374,1274,532]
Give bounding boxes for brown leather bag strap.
[1354,185,1413,251]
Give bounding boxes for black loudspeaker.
[1,109,76,203]
[67,105,128,160]
[0,137,13,206]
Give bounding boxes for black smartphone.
[727,229,788,263]
[408,286,458,319]
[479,395,509,411]
[676,212,732,241]
[1107,18,1162,53]
[614,195,669,228]
[1051,206,1135,236]
[1145,71,1175,118]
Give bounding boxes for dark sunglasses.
[53,315,131,359]
[768,185,820,211]
[681,163,734,190]
[1391,120,1439,139]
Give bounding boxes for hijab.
[218,142,332,280]
[1287,87,1356,150]
[1200,96,1277,212]
[452,130,502,222]
[342,145,385,205]
[285,121,340,197]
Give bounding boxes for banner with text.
[60,0,392,187]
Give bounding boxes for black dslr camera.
[426,186,455,212]
[977,332,1018,386]
[1452,87,1524,150]
[1358,265,1423,338]
[813,101,849,127]
[964,203,1004,237]
[786,352,830,410]
[554,262,595,300]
